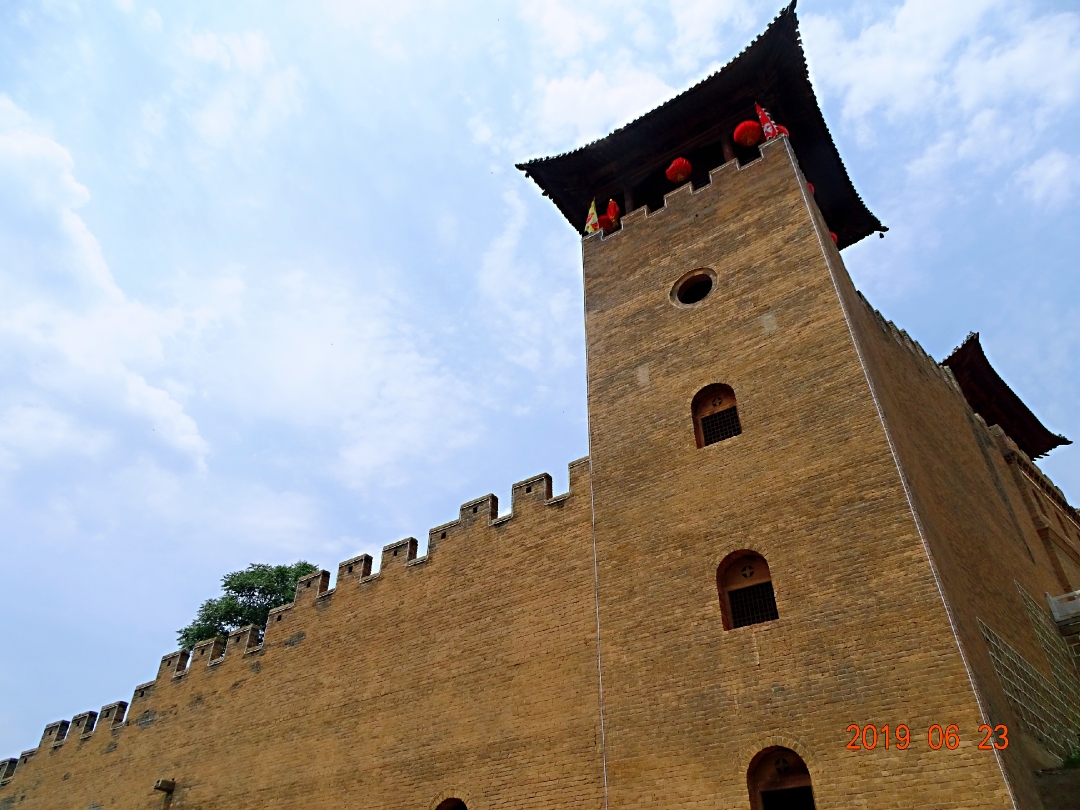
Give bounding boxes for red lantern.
[829,232,838,244]
[776,125,790,137]
[806,182,815,195]
[666,157,692,184]
[606,199,620,222]
[733,120,763,147]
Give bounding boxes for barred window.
[717,552,779,630]
[692,383,741,448]
[701,407,742,445]
[728,581,779,628]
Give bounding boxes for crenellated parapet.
[854,291,968,400]
[0,698,130,787]
[380,536,419,572]
[40,720,67,748]
[338,552,373,583]
[296,568,331,600]
[69,711,97,738]
[0,457,592,786]
[585,137,792,248]
[854,292,1079,544]
[99,700,127,727]
[228,624,263,654]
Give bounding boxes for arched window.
[717,552,779,630]
[435,801,467,810]
[692,384,742,448]
[747,747,815,810]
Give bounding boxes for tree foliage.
[177,561,318,650]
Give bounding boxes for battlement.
[853,291,1079,534]
[380,536,419,571]
[69,711,97,738]
[991,423,1080,530]
[855,292,967,398]
[40,720,67,748]
[2,699,127,778]
[338,552,373,583]
[586,136,796,246]
[0,457,591,784]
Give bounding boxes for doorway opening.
[747,746,815,810]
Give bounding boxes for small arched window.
[435,801,467,810]
[692,384,742,448]
[747,747,815,810]
[717,552,779,630]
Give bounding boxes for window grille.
[701,406,742,446]
[761,786,816,809]
[728,581,779,628]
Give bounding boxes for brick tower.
[523,5,1079,810]
[3,5,1079,810]
[578,121,1016,810]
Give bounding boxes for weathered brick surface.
[583,138,1016,809]
[0,462,605,810]
[828,198,1080,805]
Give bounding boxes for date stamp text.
[846,723,1008,751]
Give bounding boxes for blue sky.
[1,0,1078,754]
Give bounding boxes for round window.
[671,268,716,306]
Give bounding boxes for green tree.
[177,561,318,650]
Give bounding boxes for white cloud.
[191,87,242,145]
[0,404,108,470]
[183,31,299,148]
[803,0,1080,210]
[529,64,675,152]
[477,190,579,375]
[804,1,1080,141]
[156,259,479,491]
[519,0,606,60]
[1,90,480,491]
[804,0,1002,124]
[468,114,494,146]
[0,95,209,467]
[0,97,89,211]
[668,0,760,72]
[142,8,163,33]
[191,32,272,74]
[1015,149,1080,209]
[952,12,1080,113]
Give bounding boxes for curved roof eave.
[516,2,885,249]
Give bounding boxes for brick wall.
[0,463,605,810]
[826,170,1080,804]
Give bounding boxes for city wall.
[0,461,605,810]
[819,165,1080,807]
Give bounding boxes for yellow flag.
[584,200,600,234]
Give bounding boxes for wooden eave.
[515,1,885,248]
[942,333,1071,459]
